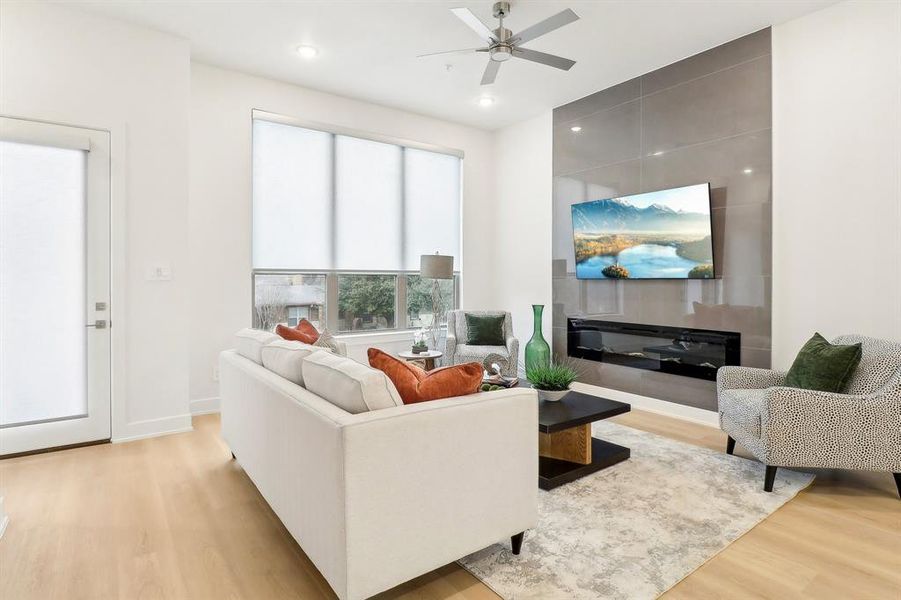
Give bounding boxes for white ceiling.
[49,0,834,130]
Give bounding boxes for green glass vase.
[525,304,551,375]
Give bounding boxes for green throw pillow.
[784,333,862,393]
[465,313,505,346]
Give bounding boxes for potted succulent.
[526,359,579,402]
[411,329,429,354]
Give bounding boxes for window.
[253,273,326,330]
[334,137,402,270]
[405,274,456,330]
[252,121,331,270]
[251,112,462,333]
[338,274,396,332]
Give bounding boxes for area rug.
[459,420,814,600]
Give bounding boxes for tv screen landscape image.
[571,183,715,280]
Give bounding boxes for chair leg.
[726,436,736,455]
[893,473,900,499]
[511,532,524,555]
[231,451,235,460]
[764,465,777,492]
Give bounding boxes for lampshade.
[419,253,454,279]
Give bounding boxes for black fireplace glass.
[567,318,741,381]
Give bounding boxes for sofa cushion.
[234,328,280,364]
[302,351,403,414]
[718,388,766,437]
[456,344,511,362]
[367,348,483,405]
[785,332,863,393]
[261,339,323,386]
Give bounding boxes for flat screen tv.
[571,183,715,280]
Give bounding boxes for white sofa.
[220,329,539,600]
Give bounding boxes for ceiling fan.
[419,2,580,85]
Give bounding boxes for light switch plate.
[146,264,172,281]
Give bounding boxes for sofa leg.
[511,532,524,555]
[764,465,777,492]
[726,436,736,455]
[893,473,900,499]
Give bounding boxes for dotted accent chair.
[718,335,901,497]
[445,310,519,378]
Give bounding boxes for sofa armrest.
[717,366,787,393]
[762,385,901,471]
[506,336,520,362]
[444,332,457,364]
[339,388,539,600]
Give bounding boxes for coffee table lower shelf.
[539,437,630,491]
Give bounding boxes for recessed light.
[651,150,664,156]
[743,168,753,174]
[570,126,582,132]
[296,45,318,59]
[478,96,495,107]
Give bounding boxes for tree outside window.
[337,274,396,331]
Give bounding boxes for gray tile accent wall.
[552,28,772,412]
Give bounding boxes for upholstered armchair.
[718,335,901,497]
[445,310,519,377]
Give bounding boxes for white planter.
[534,387,569,402]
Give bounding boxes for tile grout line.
[640,52,771,101]
[555,53,771,128]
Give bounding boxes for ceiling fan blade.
[481,59,501,85]
[512,8,579,45]
[513,48,576,71]
[417,47,483,58]
[450,7,496,43]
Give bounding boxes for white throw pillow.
[302,351,403,414]
[261,339,324,386]
[234,328,279,365]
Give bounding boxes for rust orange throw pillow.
[275,319,320,345]
[367,348,483,405]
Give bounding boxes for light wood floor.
[1,411,898,600]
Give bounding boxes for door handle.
[86,320,108,329]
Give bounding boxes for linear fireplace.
[567,318,741,381]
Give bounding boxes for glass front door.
[0,117,111,455]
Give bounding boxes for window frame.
[252,110,464,160]
[251,110,464,337]
[251,269,460,334]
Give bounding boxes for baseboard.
[190,397,220,415]
[112,414,193,444]
[570,382,719,427]
[0,497,8,540]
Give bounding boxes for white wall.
[13,0,896,430]
[188,64,496,402]
[772,0,901,368]
[0,3,192,441]
[490,112,554,367]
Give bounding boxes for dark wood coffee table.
[538,390,631,490]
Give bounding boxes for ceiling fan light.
[490,46,513,62]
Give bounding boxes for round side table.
[398,350,443,371]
